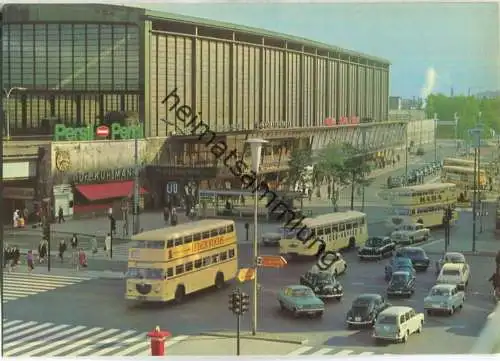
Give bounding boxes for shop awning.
[75,181,147,201]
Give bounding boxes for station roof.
[144,8,391,65]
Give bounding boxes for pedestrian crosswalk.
[2,319,188,356]
[2,272,91,303]
[90,243,129,261]
[287,346,393,357]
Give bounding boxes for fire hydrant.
[147,326,171,356]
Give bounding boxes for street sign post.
[237,268,256,283]
[256,255,287,268]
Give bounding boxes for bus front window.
[127,268,164,280]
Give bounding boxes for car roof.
[379,306,414,316]
[400,247,424,252]
[442,263,462,270]
[445,252,465,258]
[354,293,381,302]
[286,285,310,290]
[392,270,410,275]
[432,284,455,290]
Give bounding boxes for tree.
[287,147,313,208]
[342,144,372,210]
[315,143,350,211]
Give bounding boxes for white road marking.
[359,352,376,355]
[335,350,354,356]
[310,348,334,355]
[287,346,313,356]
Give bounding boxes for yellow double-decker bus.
[386,183,457,229]
[279,211,368,258]
[126,219,238,304]
[441,165,486,201]
[443,158,475,168]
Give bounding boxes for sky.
[143,1,499,98]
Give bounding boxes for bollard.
[147,326,171,356]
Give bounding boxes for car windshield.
[377,315,398,324]
[292,289,314,297]
[281,227,299,240]
[405,249,425,258]
[394,257,411,266]
[442,269,460,276]
[126,267,164,280]
[312,273,333,284]
[366,238,384,247]
[430,288,450,296]
[391,274,408,284]
[445,255,464,263]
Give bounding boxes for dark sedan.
[396,247,430,271]
[386,270,415,298]
[358,237,396,261]
[299,271,343,300]
[346,294,391,328]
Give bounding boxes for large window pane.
[60,24,73,90]
[47,24,60,89]
[9,25,22,86]
[126,26,139,90]
[34,25,47,89]
[113,25,127,90]
[86,24,99,90]
[100,24,113,90]
[22,24,34,88]
[2,25,10,87]
[73,24,86,90]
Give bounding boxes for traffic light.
[110,216,116,233]
[240,292,250,314]
[229,291,242,315]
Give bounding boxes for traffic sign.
[257,255,287,268]
[96,125,110,137]
[237,268,255,283]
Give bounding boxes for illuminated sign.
[54,123,143,141]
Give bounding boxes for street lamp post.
[470,127,481,252]
[2,87,27,139]
[132,121,142,235]
[405,115,409,186]
[246,138,268,336]
[433,113,438,162]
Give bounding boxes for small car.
[373,306,424,343]
[311,252,347,276]
[436,263,470,290]
[299,271,343,300]
[386,270,415,298]
[261,232,281,247]
[391,224,430,245]
[424,284,465,316]
[358,237,396,261]
[346,294,391,328]
[384,257,415,281]
[435,252,467,274]
[277,285,325,318]
[396,247,430,271]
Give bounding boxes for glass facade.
[1,23,141,134]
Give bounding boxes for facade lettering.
[71,167,136,184]
[54,123,144,141]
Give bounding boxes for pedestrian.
[70,233,78,250]
[27,250,34,273]
[78,248,88,270]
[58,206,65,223]
[4,246,11,268]
[170,208,178,226]
[90,236,98,256]
[58,239,67,263]
[10,247,20,272]
[104,233,111,258]
[38,238,48,264]
[13,210,20,228]
[163,207,170,224]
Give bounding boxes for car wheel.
[426,310,432,316]
[279,301,286,311]
[423,235,429,242]
[343,264,347,273]
[335,296,342,301]
[417,321,423,333]
[409,237,415,244]
[449,307,455,316]
[293,308,300,318]
[402,331,409,343]
[347,323,353,330]
[316,311,324,318]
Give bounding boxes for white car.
[436,263,470,290]
[373,306,424,343]
[391,224,430,245]
[435,252,467,274]
[310,252,347,276]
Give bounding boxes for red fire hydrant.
[147,326,171,356]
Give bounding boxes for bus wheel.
[175,285,185,304]
[215,272,225,289]
[348,237,356,250]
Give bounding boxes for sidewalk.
[28,266,125,279]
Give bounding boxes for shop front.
[55,167,148,219]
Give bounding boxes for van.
[437,263,470,290]
[373,306,424,343]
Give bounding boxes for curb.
[198,332,308,345]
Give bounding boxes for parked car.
[436,263,470,290]
[391,224,430,245]
[310,252,347,276]
[424,284,465,316]
[386,270,416,298]
[299,271,343,300]
[373,306,424,343]
[396,247,430,271]
[435,252,467,274]
[384,257,415,281]
[346,294,391,328]
[277,285,325,318]
[358,237,396,261]
[261,232,281,247]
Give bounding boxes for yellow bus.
[279,211,368,258]
[126,219,238,304]
[443,158,475,168]
[441,165,486,201]
[386,183,458,229]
